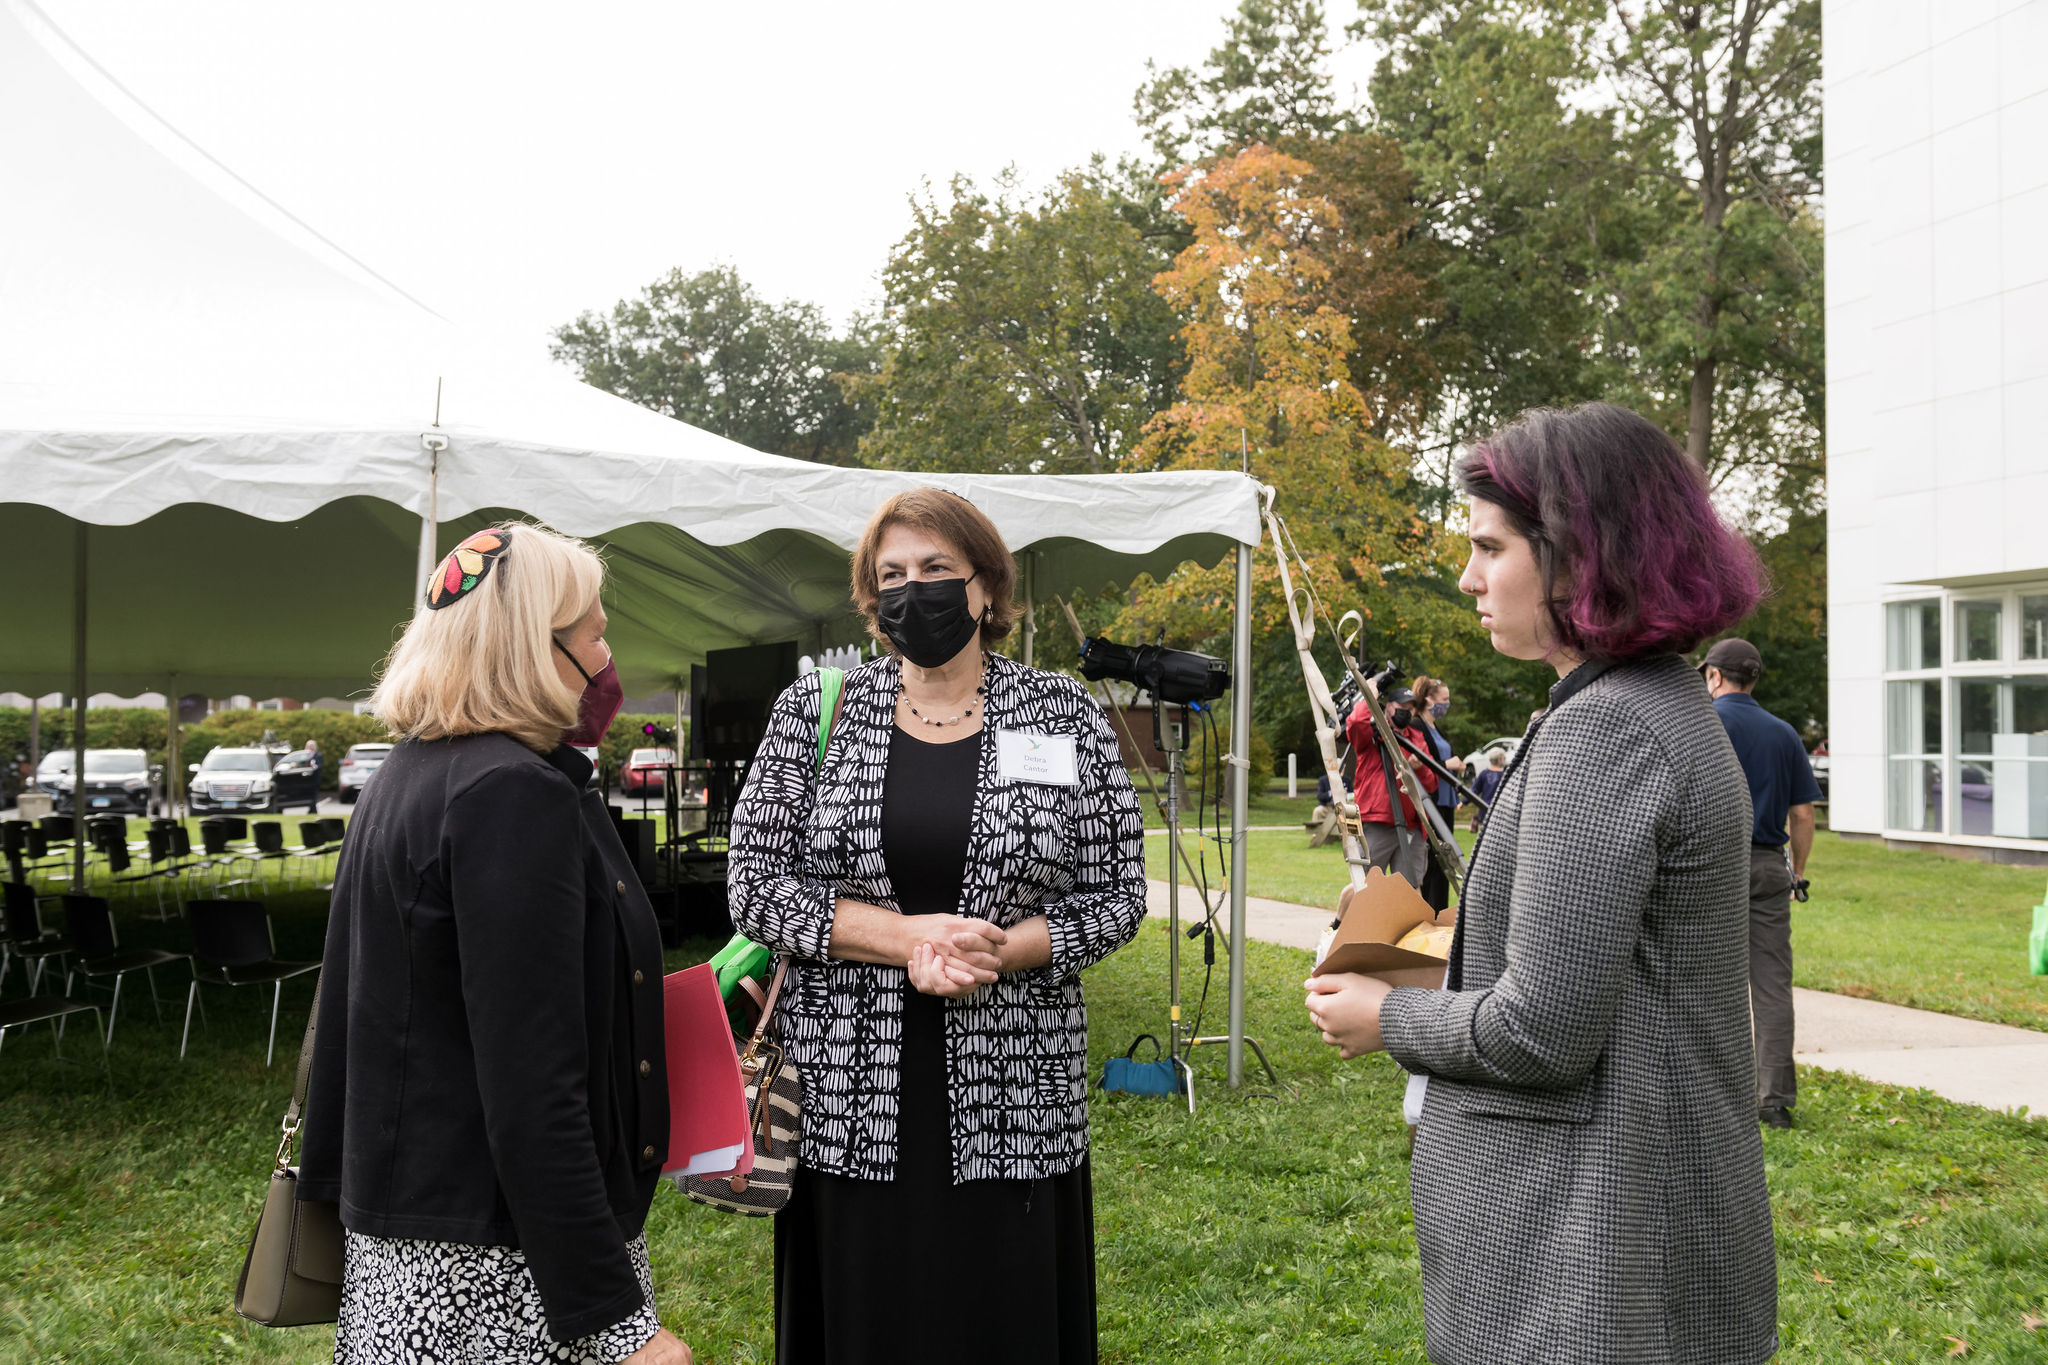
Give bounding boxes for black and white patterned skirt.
[334,1230,659,1364]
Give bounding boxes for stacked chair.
[0,808,339,1078]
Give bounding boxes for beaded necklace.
[898,655,988,728]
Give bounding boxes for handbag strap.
[274,972,322,1173]
[741,959,790,1059]
[814,667,846,769]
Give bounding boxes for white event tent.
[0,0,1267,1082]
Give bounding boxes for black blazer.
[298,735,669,1344]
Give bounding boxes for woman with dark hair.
[727,487,1147,1365]
[1304,403,1778,1365]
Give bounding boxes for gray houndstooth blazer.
[1380,654,1778,1365]
[726,651,1147,1183]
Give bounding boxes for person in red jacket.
[1344,683,1439,888]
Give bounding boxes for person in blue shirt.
[1702,637,1824,1130]
[1467,747,1507,831]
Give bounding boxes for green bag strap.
[814,667,845,769]
[712,666,847,1000]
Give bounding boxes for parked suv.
[45,748,157,815]
[338,743,394,803]
[188,747,280,813]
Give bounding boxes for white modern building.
[1826,0,2048,864]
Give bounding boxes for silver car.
[42,748,157,815]
[338,743,395,803]
[188,747,279,813]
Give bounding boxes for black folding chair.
[0,992,109,1080]
[2,880,72,995]
[206,815,250,843]
[198,820,259,894]
[1,820,27,884]
[85,814,129,860]
[180,899,320,1067]
[60,895,188,1047]
[248,821,287,893]
[132,825,188,920]
[284,820,330,890]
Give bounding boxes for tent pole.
[165,676,180,820]
[1227,538,1252,1088]
[73,524,87,890]
[1022,552,1036,668]
[416,432,445,597]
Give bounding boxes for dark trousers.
[1363,820,1429,889]
[1748,845,1797,1110]
[1418,809,1456,912]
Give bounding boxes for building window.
[1886,679,1944,832]
[1954,676,2048,838]
[2023,593,2048,661]
[1886,585,2048,841]
[1954,598,2003,662]
[1887,599,1941,671]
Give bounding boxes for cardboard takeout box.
[1311,866,1456,989]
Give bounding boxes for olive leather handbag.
[233,976,345,1326]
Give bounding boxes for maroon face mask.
[555,639,625,747]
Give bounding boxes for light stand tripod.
[1152,697,1285,1112]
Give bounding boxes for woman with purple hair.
[1305,403,1778,1364]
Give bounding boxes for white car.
[188,747,278,813]
[338,743,394,803]
[1462,736,1521,779]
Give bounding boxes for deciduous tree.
[551,265,879,465]
[852,164,1182,475]
[1108,145,1498,758]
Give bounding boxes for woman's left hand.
[1304,972,1393,1059]
[908,941,989,999]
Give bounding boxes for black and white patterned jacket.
[726,651,1147,1183]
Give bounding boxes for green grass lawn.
[4,890,2046,1363]
[1148,828,2048,1033]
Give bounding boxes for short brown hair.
[850,489,1020,650]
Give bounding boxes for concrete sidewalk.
[1148,879,2047,1120]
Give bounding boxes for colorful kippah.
[426,529,510,609]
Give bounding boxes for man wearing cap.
[1703,637,1823,1130]
[1343,685,1440,889]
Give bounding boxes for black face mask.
[1390,706,1414,730]
[876,574,982,668]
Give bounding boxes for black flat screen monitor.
[696,642,800,762]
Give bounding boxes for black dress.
[773,726,1098,1364]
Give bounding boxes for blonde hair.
[372,521,605,753]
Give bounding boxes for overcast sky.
[40,0,1376,361]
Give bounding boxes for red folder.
[660,963,753,1179]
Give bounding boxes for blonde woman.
[298,523,691,1365]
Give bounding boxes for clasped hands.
[904,914,1008,999]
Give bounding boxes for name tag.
[995,729,1078,786]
